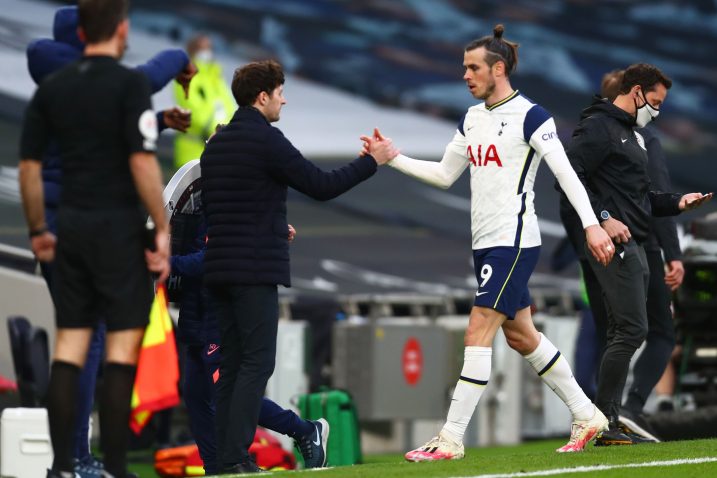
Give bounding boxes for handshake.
[360,128,400,165]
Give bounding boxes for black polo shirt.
[20,55,156,210]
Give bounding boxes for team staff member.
[200,59,397,474]
[19,1,170,477]
[173,34,235,168]
[26,6,194,475]
[566,63,711,445]
[365,25,614,461]
[560,70,686,443]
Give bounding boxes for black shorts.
[52,207,153,332]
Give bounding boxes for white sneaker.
[556,406,609,452]
[405,432,465,462]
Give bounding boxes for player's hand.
[30,231,56,263]
[664,260,685,291]
[359,128,399,165]
[145,229,170,283]
[288,224,296,243]
[679,192,713,211]
[162,107,191,133]
[175,62,198,99]
[585,224,614,266]
[601,217,631,244]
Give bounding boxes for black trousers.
[208,284,278,467]
[583,248,677,415]
[585,240,649,422]
[626,249,676,412]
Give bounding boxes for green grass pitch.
[129,438,717,477]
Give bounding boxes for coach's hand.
[601,217,631,244]
[146,229,170,283]
[359,128,399,165]
[679,192,713,211]
[585,224,614,266]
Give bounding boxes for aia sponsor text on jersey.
[467,144,503,167]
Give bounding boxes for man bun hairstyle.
[465,23,519,75]
[231,60,285,107]
[619,63,672,95]
[78,0,128,44]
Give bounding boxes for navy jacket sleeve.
[644,131,682,260]
[566,116,611,216]
[266,128,377,200]
[134,49,189,94]
[170,250,205,279]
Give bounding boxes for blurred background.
[0,0,716,473]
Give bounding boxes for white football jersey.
[389,90,596,250]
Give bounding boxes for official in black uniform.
[18,1,170,477]
[564,63,712,445]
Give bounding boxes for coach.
[200,59,396,474]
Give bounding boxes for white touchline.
[453,457,717,478]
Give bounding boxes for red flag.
[130,284,180,434]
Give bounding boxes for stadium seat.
[6,316,49,407]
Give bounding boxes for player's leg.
[405,305,503,462]
[406,247,518,462]
[259,398,329,468]
[504,307,607,452]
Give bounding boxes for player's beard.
[477,74,496,100]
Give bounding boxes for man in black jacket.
[560,69,690,442]
[200,59,397,474]
[565,63,712,445]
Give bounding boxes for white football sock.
[441,346,491,443]
[524,333,594,421]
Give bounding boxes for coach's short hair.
[231,60,285,107]
[619,63,672,95]
[78,0,128,44]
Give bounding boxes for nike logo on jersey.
[476,291,489,297]
[621,138,628,143]
[207,344,220,355]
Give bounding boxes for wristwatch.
[600,210,611,221]
[28,226,48,238]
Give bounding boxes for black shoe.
[221,461,265,474]
[296,418,330,468]
[594,426,634,446]
[623,431,658,444]
[618,408,661,442]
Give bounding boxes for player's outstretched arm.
[363,128,468,189]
